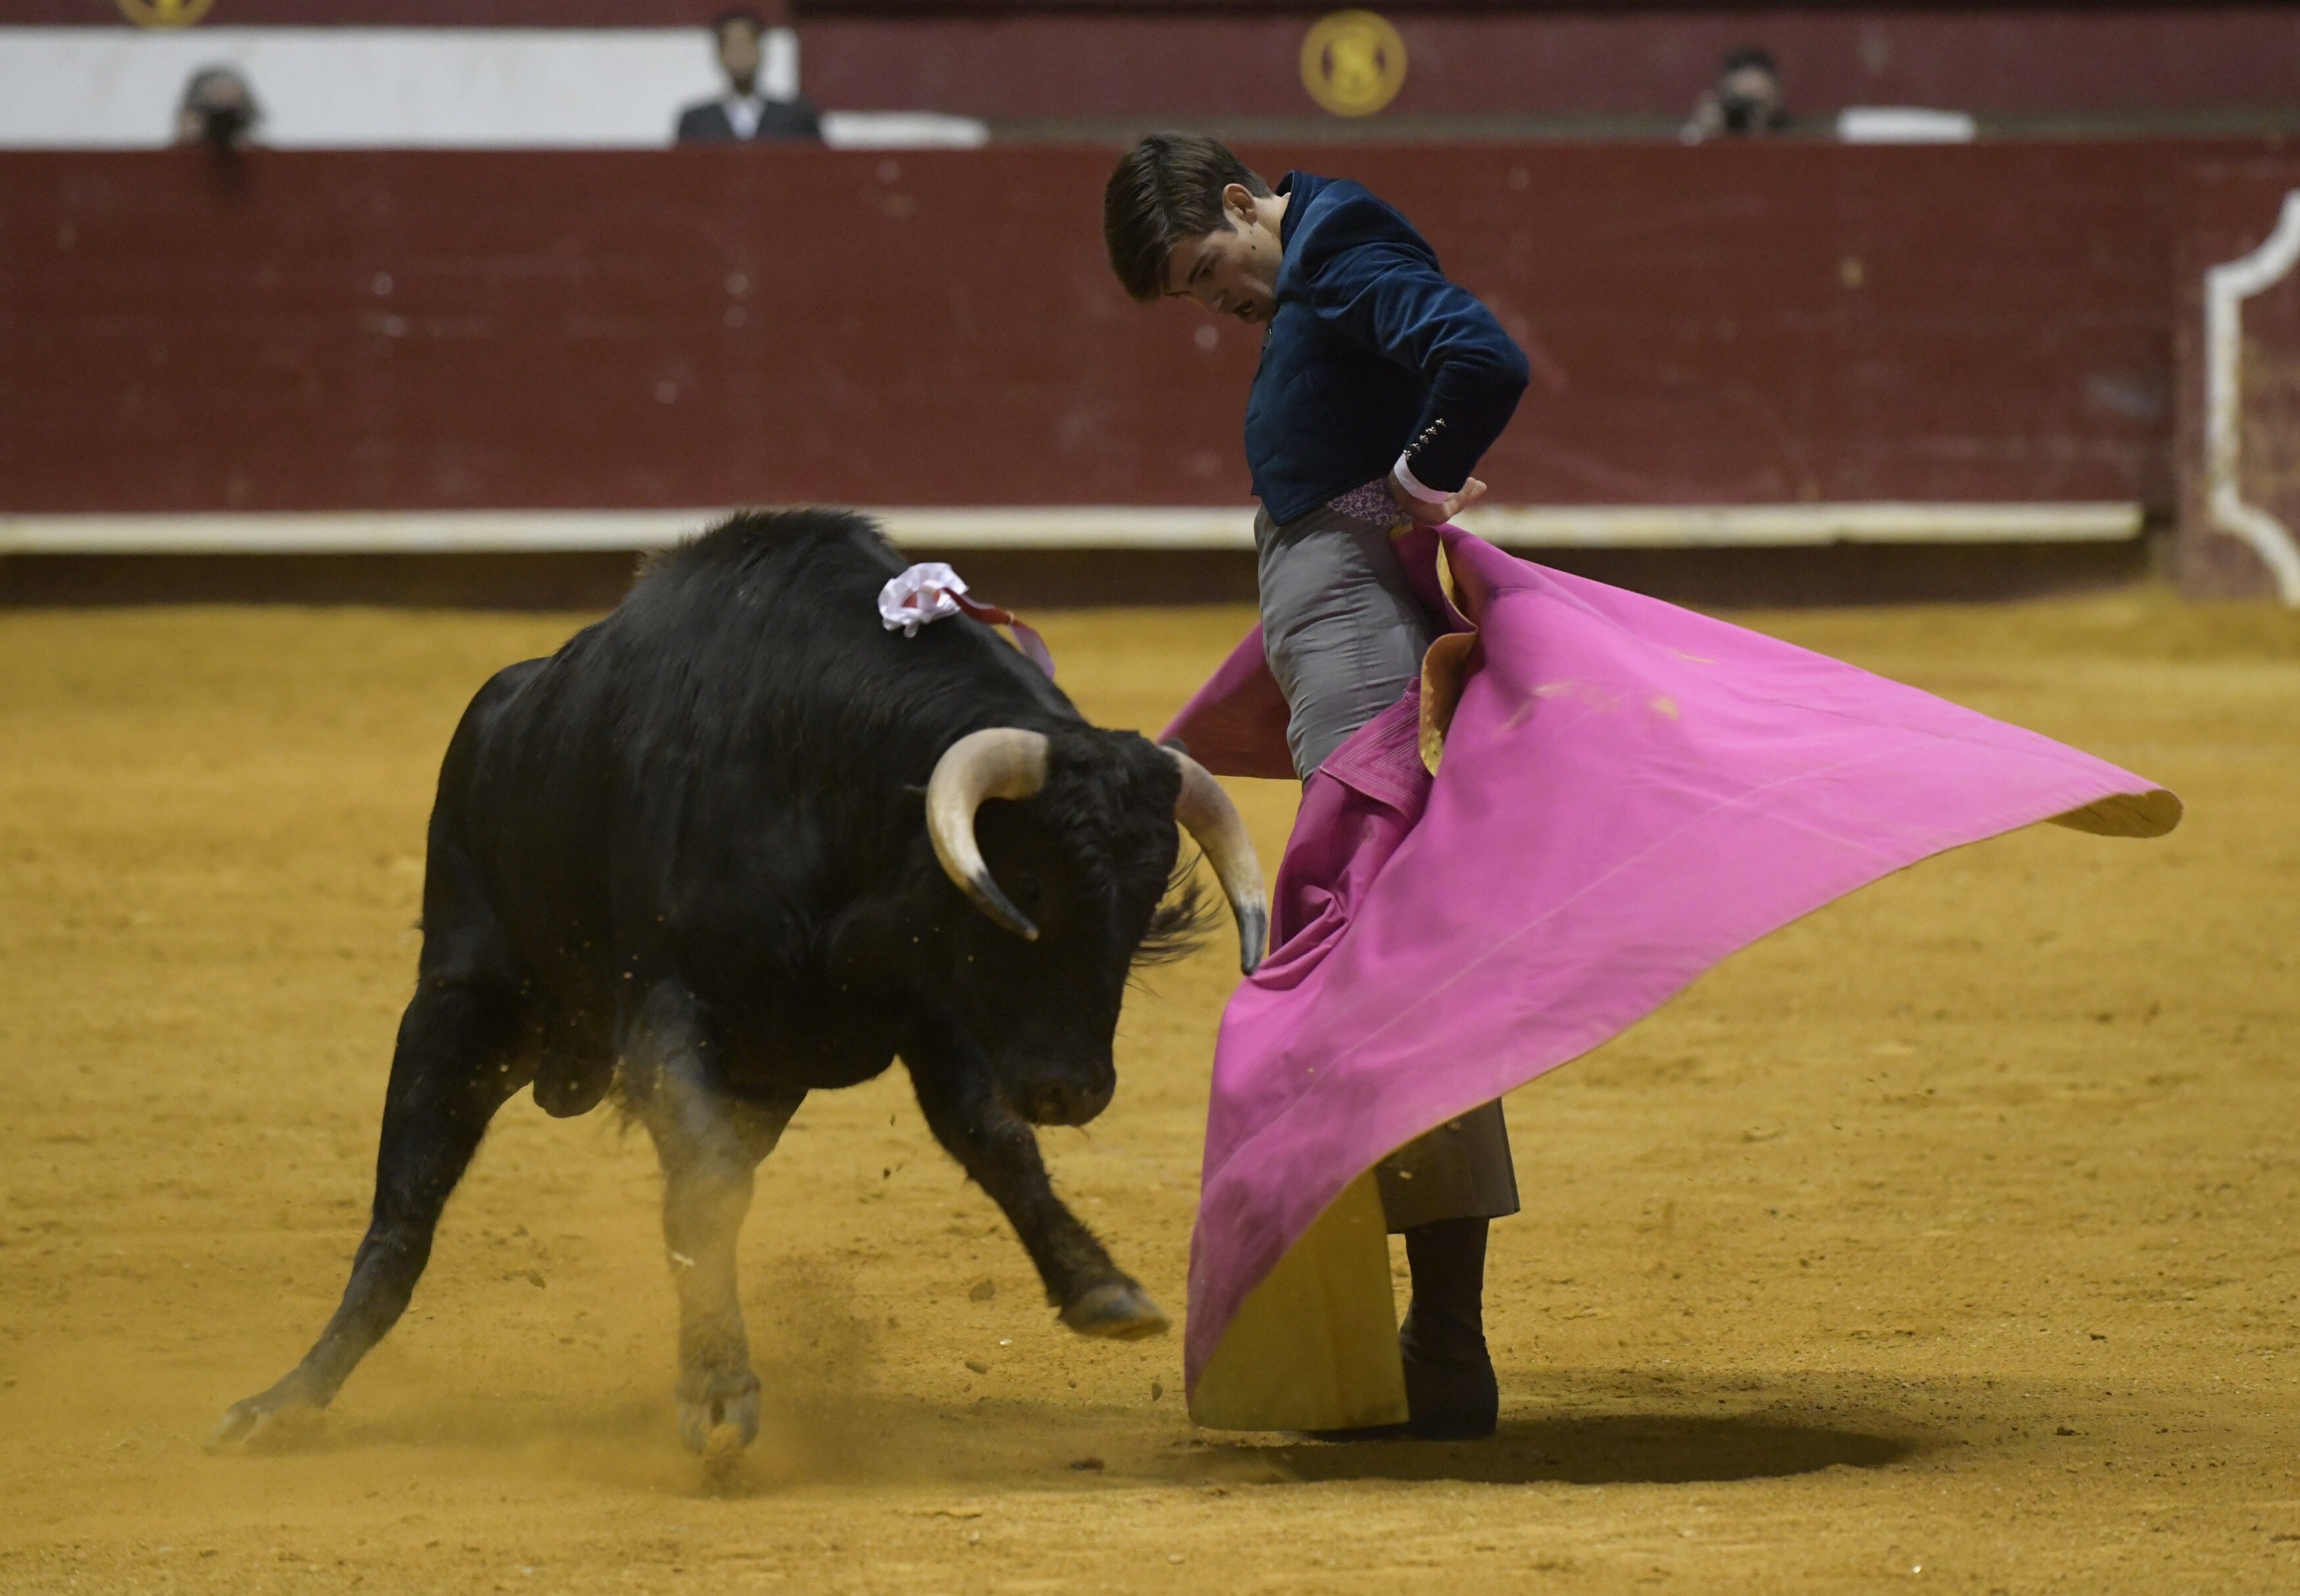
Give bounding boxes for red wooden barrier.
[0,141,2253,516]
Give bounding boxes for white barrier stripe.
[0,503,2142,557]
[1459,502,2142,547]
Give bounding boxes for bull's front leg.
[622,984,803,1456]
[903,1022,1167,1340]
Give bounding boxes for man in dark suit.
[676,8,823,144]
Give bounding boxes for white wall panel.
[0,26,797,149]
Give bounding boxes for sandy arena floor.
[1,589,2295,1594]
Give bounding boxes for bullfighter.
[1105,133,1532,1438]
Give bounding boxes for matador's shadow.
[1184,1413,1916,1488]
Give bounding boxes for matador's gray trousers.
[1255,501,1521,1234]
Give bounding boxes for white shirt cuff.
[1391,453,1452,505]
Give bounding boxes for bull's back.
[609,511,1074,813]
[421,509,1075,1014]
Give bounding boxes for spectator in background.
[175,66,262,150]
[1681,46,1791,143]
[676,9,822,144]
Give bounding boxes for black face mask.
[199,102,252,148]
[1720,90,1771,133]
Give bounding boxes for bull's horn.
[927,727,1050,940]
[1168,750,1269,975]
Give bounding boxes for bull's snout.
[1005,1068,1114,1128]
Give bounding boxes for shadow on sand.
[214,1391,1916,1495]
[1174,1413,1917,1488]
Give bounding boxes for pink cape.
[1162,527,2178,1398]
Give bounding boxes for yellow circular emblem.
[1300,10,1408,118]
[116,0,216,28]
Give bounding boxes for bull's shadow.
[1171,1413,1917,1488]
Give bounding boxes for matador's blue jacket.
[1245,171,1531,527]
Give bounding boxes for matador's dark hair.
[1102,133,1274,304]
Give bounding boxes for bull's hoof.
[1060,1281,1170,1340]
[676,1371,762,1456]
[206,1388,322,1453]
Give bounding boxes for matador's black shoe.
[1398,1303,1500,1440]
[1304,1307,1498,1442]
[1310,1216,1500,1442]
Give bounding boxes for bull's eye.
[1010,871,1043,907]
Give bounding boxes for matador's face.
[1161,185,1285,326]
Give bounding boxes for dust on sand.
[1,590,2295,1593]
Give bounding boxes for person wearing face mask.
[175,65,262,150]
[1103,134,1529,1440]
[1682,45,1793,143]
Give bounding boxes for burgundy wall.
[0,141,2249,515]
[799,9,2300,124]
[16,5,2300,122]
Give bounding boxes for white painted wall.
[1836,106,1978,144]
[0,26,800,150]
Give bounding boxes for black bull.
[212,511,1268,1455]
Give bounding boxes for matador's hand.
[1389,472,1488,525]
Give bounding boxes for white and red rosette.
[877,562,1055,679]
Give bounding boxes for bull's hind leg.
[620,984,802,1456]
[209,979,524,1449]
[904,1023,1168,1340]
